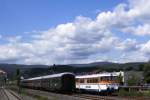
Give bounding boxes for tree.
[143,63,150,83]
[16,68,21,86]
[125,66,133,71]
[127,74,140,86]
[49,64,56,74]
[16,68,22,93]
[117,73,123,85]
[138,64,145,71]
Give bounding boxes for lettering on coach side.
[85,85,91,88]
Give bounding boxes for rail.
[8,90,22,100]
[2,88,10,100]
[2,88,21,100]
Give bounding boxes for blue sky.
[0,0,150,64]
[0,0,125,36]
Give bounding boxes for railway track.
[11,88,127,100]
[71,93,150,100]
[10,87,150,100]
[70,93,121,100]
[0,88,21,100]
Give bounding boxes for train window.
[110,76,118,81]
[87,78,90,83]
[101,77,110,81]
[93,78,98,83]
[100,76,117,81]
[79,79,84,83]
[87,78,98,83]
[87,79,90,83]
[76,79,79,83]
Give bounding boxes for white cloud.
[0,35,2,39]
[95,0,150,36]
[140,40,150,56]
[116,39,138,51]
[6,36,22,43]
[122,24,150,35]
[0,0,150,64]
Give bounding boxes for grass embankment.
[9,86,48,100]
[118,89,150,97]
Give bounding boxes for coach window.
[76,79,79,83]
[76,79,81,83]
[90,79,92,83]
[87,78,98,83]
[111,76,118,81]
[90,78,93,83]
[87,78,90,83]
[80,79,84,83]
[93,78,98,83]
[100,77,103,81]
[101,77,109,81]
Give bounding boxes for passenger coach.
[21,72,75,92]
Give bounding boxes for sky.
[0,0,150,65]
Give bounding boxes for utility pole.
[49,64,56,74]
[16,68,21,93]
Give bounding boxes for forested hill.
[0,62,148,80]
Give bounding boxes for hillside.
[0,62,147,80]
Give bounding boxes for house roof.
[0,69,6,74]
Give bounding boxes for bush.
[127,73,141,86]
[118,89,131,96]
[118,89,143,97]
[143,89,150,97]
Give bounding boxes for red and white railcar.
[76,71,124,92]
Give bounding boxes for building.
[0,69,7,87]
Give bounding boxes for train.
[76,71,124,92]
[20,72,75,92]
[20,71,124,93]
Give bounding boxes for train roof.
[76,72,123,79]
[22,72,74,81]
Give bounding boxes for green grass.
[33,95,48,100]
[118,89,150,97]
[21,90,48,100]
[9,86,48,100]
[142,89,150,97]
[118,89,143,97]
